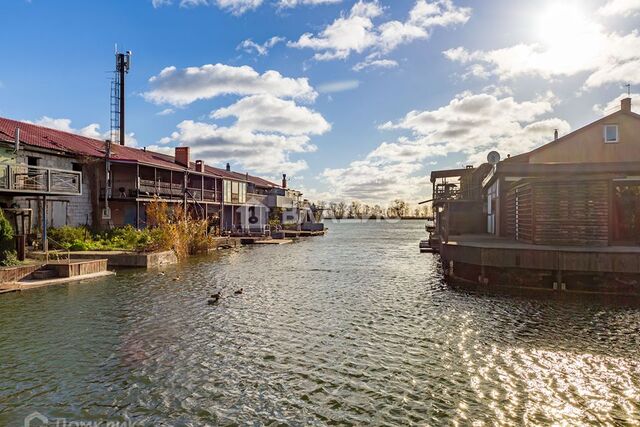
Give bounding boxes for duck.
[210,291,222,299]
[207,297,219,305]
[173,276,180,281]
[234,288,244,295]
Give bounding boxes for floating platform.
[272,230,327,239]
[253,239,293,245]
[0,259,114,294]
[419,240,437,253]
[31,250,178,269]
[440,234,640,296]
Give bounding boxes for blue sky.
[1,0,639,205]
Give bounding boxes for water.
[1,220,639,425]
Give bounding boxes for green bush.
[0,250,19,267]
[46,225,171,253]
[48,226,90,247]
[0,210,14,242]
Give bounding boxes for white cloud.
[321,92,570,204]
[143,63,317,106]
[317,79,360,93]
[444,5,640,90]
[160,94,330,174]
[237,36,285,56]
[155,0,341,12]
[27,116,140,147]
[353,57,398,71]
[210,94,331,135]
[28,117,103,139]
[278,0,341,7]
[289,0,470,63]
[156,108,175,116]
[593,92,640,115]
[152,0,172,7]
[598,0,640,16]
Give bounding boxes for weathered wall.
[505,179,609,246]
[0,149,94,229]
[529,111,640,164]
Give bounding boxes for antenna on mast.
[625,83,631,97]
[110,48,132,146]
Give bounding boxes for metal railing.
[0,164,82,195]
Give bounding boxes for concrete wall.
[0,149,93,230]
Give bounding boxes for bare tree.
[350,201,362,218]
[313,200,326,221]
[388,199,408,218]
[329,201,347,219]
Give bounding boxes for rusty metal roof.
[0,116,279,188]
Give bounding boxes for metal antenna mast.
[110,49,132,146]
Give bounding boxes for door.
[612,182,640,244]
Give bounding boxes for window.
[604,124,618,143]
[72,163,82,172]
[27,156,39,167]
[223,180,232,203]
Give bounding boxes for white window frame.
[604,124,619,144]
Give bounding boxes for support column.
[136,201,140,229]
[42,195,48,257]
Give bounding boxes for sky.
[1,0,640,206]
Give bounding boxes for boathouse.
[431,97,640,295]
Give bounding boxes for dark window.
[72,163,82,172]
[613,183,640,243]
[27,156,39,167]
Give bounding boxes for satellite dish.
[487,151,501,165]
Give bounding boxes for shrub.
[0,250,19,267]
[48,225,90,248]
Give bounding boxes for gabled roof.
[505,108,640,164]
[0,116,279,188]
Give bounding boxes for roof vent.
[226,163,231,172]
[554,129,559,140]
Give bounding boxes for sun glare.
[533,1,603,74]
[536,2,590,47]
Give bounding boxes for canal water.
[1,220,639,425]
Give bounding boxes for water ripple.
[1,220,639,425]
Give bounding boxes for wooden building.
[484,97,640,246]
[430,98,640,295]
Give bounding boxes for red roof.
[0,116,279,188]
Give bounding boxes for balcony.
[104,179,222,202]
[0,164,82,196]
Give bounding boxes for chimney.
[554,129,559,140]
[622,97,632,112]
[226,162,231,172]
[195,160,204,173]
[282,173,287,189]
[175,147,190,167]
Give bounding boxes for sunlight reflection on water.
[0,220,639,425]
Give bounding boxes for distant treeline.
[311,199,432,220]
